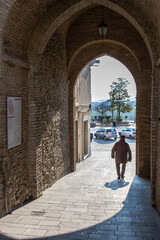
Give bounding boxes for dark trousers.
[116,162,126,178]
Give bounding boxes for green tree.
[104,116,111,123]
[108,78,133,123]
[108,90,117,121]
[95,102,109,125]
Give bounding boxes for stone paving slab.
[0,139,160,240]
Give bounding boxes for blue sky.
[91,55,136,101]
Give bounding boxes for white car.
[94,127,117,140]
[118,127,136,138]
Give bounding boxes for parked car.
[118,127,136,138]
[90,122,96,128]
[94,127,117,140]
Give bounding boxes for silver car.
[118,127,136,138]
[94,127,117,140]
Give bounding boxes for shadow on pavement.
[104,179,129,190]
[0,176,160,240]
[125,138,136,144]
[93,137,136,145]
[93,138,117,144]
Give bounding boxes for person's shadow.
[104,179,129,190]
[93,138,117,144]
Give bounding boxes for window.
[107,129,114,132]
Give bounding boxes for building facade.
[74,66,91,162]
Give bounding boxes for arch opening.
[73,55,137,176]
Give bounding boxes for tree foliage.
[108,78,133,122]
[94,102,109,124]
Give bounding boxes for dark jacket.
[111,139,132,164]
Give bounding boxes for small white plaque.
[7,97,21,149]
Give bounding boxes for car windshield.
[107,129,115,132]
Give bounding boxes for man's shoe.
[121,176,125,180]
[117,176,120,181]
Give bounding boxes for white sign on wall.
[7,97,21,149]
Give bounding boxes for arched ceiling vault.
[2,0,156,69]
[67,5,151,75]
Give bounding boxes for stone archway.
[0,0,160,215]
[67,40,151,177]
[66,4,152,178]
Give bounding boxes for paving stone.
[18,218,41,225]
[115,230,135,236]
[68,232,89,240]
[0,142,160,239]
[47,236,69,240]
[136,231,160,238]
[58,227,79,234]
[23,228,47,236]
[118,225,140,232]
[45,230,65,237]
[24,224,43,229]
[96,229,115,235]
[79,214,96,220]
[118,236,141,240]
[0,226,26,235]
[88,233,117,240]
[140,226,160,233]
[38,220,60,227]
[6,234,39,240]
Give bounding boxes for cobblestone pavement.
[0,138,160,240]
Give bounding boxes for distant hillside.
[91,97,136,110]
[129,97,136,107]
[91,99,109,110]
[91,97,136,121]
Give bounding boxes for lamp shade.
[97,21,108,39]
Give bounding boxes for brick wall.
[155,67,160,212]
[39,32,70,190]
[0,61,31,215]
[0,0,160,215]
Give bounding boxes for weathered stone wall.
[136,74,151,177]
[38,31,70,190]
[0,165,5,216]
[0,62,31,216]
[156,67,160,212]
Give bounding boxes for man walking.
[111,135,132,180]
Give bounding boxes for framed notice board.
[7,97,21,149]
